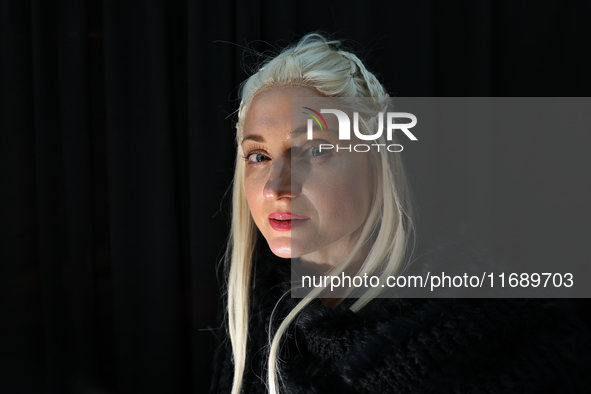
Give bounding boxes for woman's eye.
[247,152,269,163]
[306,146,327,157]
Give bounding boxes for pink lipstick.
[268,212,310,231]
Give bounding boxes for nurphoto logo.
[303,106,418,152]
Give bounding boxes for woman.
[210,33,590,394]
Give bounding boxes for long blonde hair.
[226,33,414,394]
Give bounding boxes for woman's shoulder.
[286,296,591,393]
[283,236,591,393]
[247,238,591,393]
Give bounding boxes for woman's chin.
[270,246,292,259]
[265,234,326,259]
[267,240,308,259]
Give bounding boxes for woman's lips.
[268,212,310,231]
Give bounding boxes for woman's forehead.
[242,86,322,141]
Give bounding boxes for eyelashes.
[242,152,270,164]
[242,144,269,164]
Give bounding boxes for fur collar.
[212,239,591,394]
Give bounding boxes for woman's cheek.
[244,178,265,225]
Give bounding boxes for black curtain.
[1,1,590,393]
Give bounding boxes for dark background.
[1,0,590,393]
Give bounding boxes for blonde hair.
[226,33,414,394]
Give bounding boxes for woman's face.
[241,86,373,268]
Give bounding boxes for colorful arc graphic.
[302,107,329,131]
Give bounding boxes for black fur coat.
[210,241,591,393]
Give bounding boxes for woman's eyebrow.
[291,126,308,139]
[241,134,265,144]
[291,125,334,139]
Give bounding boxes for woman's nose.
[263,159,301,200]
